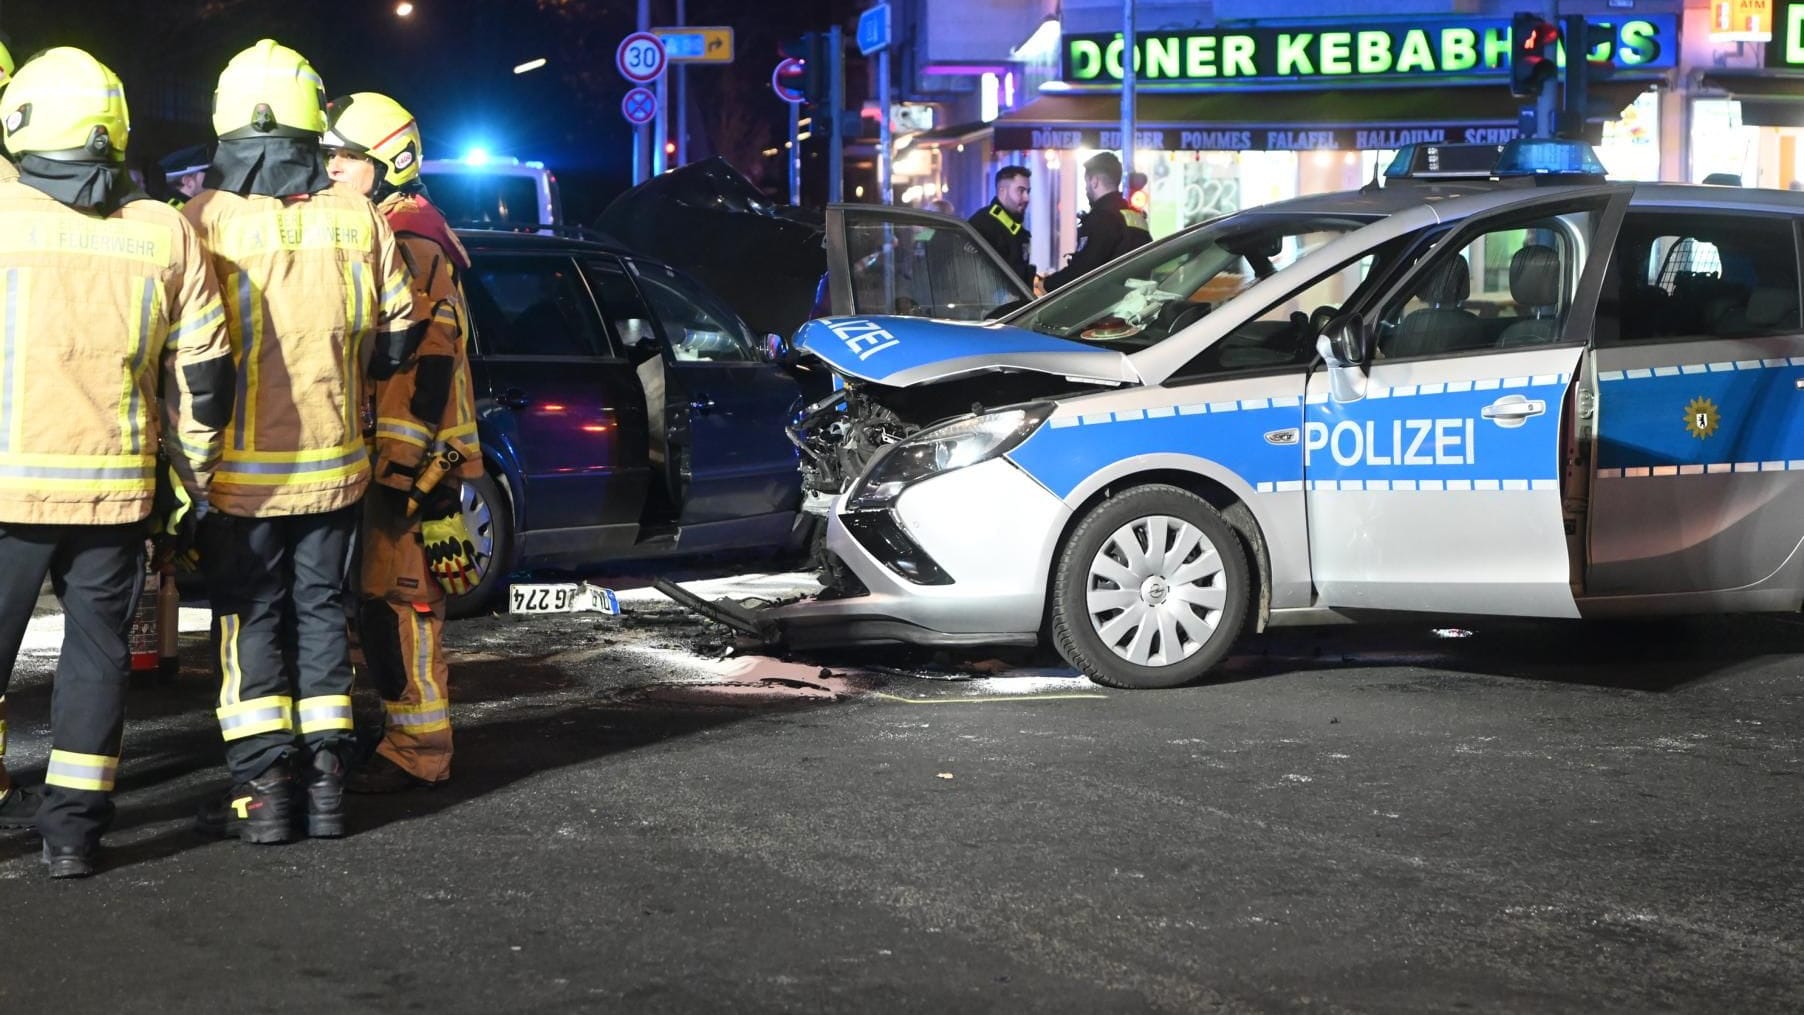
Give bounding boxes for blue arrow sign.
[857,3,891,56]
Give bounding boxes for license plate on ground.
[508,582,621,615]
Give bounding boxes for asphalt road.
[0,580,1800,1014]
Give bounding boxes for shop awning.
[908,120,995,148]
[991,81,1656,152]
[1698,72,1804,127]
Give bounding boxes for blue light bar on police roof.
[1494,138,1607,177]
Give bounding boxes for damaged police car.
[764,142,1804,689]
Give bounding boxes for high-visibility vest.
[185,188,413,517]
[0,180,233,525]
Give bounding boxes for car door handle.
[1480,394,1546,429]
[500,388,530,410]
[690,395,717,415]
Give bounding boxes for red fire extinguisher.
[128,542,180,683]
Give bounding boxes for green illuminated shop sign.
[1060,16,1678,86]
[1769,2,1804,65]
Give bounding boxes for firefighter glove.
[416,480,461,521]
[422,511,480,596]
[151,462,203,572]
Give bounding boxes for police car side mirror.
[1319,314,1371,368]
[762,332,793,364]
[1316,314,1370,403]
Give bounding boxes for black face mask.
[206,136,331,198]
[14,154,140,215]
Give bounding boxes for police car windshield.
[1016,213,1376,350]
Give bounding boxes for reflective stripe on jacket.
[0,179,233,525]
[185,188,412,516]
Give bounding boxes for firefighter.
[0,48,234,877]
[321,92,482,792]
[0,37,13,185]
[0,34,20,830]
[185,41,415,844]
[1043,152,1152,293]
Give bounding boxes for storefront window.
[1689,98,1764,184]
[1596,89,1661,182]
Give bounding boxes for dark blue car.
[444,229,808,616]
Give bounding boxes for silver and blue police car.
[774,142,1804,689]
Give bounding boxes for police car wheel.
[1051,485,1250,690]
[445,471,514,620]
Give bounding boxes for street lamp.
[395,2,414,17]
[513,57,547,75]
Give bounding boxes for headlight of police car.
[846,404,1053,510]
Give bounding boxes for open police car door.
[822,204,1034,320]
[1305,189,1628,618]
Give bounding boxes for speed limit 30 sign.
[616,32,667,83]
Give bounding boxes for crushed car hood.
[794,315,1141,388]
[596,157,825,339]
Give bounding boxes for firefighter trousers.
[0,523,144,849]
[357,491,451,782]
[201,507,357,784]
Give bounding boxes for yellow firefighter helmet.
[322,92,423,193]
[0,47,129,162]
[213,39,326,140]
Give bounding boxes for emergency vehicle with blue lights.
[772,142,1804,688]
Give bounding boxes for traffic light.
[778,34,831,106]
[1510,12,1560,99]
[1559,14,1618,139]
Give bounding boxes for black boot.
[196,759,296,844]
[305,746,346,839]
[0,785,41,830]
[41,842,96,879]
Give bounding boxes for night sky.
[2,0,854,222]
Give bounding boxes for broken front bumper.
[768,457,1070,649]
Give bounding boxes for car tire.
[445,470,515,620]
[1050,485,1252,689]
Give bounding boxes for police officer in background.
[321,92,482,792]
[968,165,1034,286]
[158,144,210,207]
[185,41,415,844]
[1043,151,1152,292]
[0,48,235,876]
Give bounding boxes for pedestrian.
[968,165,1034,286]
[158,144,211,207]
[1043,151,1152,292]
[0,48,234,877]
[185,40,415,844]
[321,92,482,792]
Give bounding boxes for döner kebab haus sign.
[1060,16,1678,86]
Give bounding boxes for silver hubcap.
[1085,514,1228,668]
[459,480,498,585]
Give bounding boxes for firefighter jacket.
[0,158,15,183]
[370,192,481,493]
[0,178,234,526]
[183,187,413,517]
